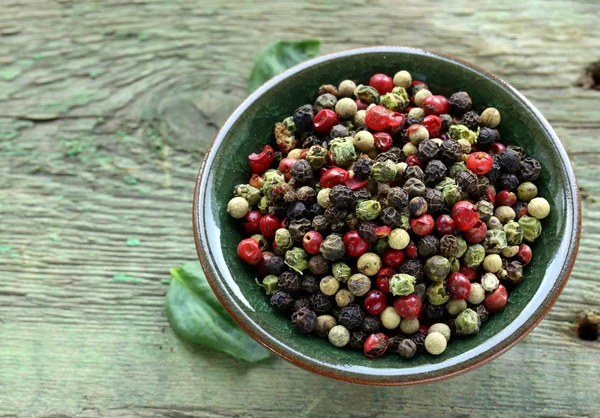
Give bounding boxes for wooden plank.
[0,0,598,416]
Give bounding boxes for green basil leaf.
[165,261,271,362]
[248,39,321,93]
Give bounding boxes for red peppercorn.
[463,220,488,243]
[320,167,349,188]
[406,154,423,168]
[237,238,263,265]
[364,290,388,315]
[490,142,506,155]
[418,324,430,335]
[249,173,263,189]
[422,115,442,138]
[345,176,369,191]
[440,132,449,141]
[485,284,508,312]
[376,267,396,293]
[299,148,310,159]
[243,210,262,234]
[303,230,324,255]
[355,99,368,111]
[459,266,479,282]
[369,73,394,95]
[259,214,281,238]
[363,332,389,358]
[365,105,391,131]
[405,241,418,259]
[447,272,472,300]
[394,294,422,319]
[281,217,290,228]
[373,132,393,151]
[411,80,428,90]
[435,214,455,235]
[452,201,479,231]
[387,112,406,135]
[313,109,339,133]
[517,243,532,265]
[496,190,517,207]
[484,188,496,205]
[515,203,529,218]
[278,157,297,180]
[383,249,405,268]
[248,145,275,173]
[422,95,450,115]
[466,152,494,175]
[375,225,391,238]
[256,251,275,277]
[326,150,335,166]
[410,214,435,236]
[343,230,368,257]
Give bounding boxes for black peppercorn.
[358,222,378,243]
[477,127,500,150]
[339,304,364,329]
[293,297,312,312]
[498,173,520,191]
[461,110,481,129]
[381,206,402,227]
[423,188,446,215]
[414,283,426,301]
[398,259,424,281]
[376,149,401,164]
[293,104,315,133]
[476,304,489,322]
[418,140,440,163]
[439,114,454,132]
[345,213,361,230]
[513,201,528,219]
[498,149,521,173]
[262,255,286,276]
[290,159,314,183]
[291,307,317,334]
[410,333,427,353]
[330,124,350,138]
[439,139,463,164]
[287,201,309,220]
[312,215,330,234]
[301,134,321,149]
[302,274,321,293]
[352,188,371,206]
[387,187,409,209]
[270,291,294,313]
[353,158,373,180]
[349,330,367,350]
[398,338,418,358]
[288,218,312,242]
[329,184,353,209]
[296,186,316,203]
[505,260,524,283]
[408,197,428,217]
[360,315,382,334]
[425,303,446,321]
[330,221,345,233]
[268,204,289,219]
[387,335,404,353]
[278,271,301,293]
[267,182,295,204]
[448,92,472,117]
[404,165,425,182]
[507,145,526,160]
[439,234,459,258]
[475,175,489,197]
[405,117,421,127]
[309,203,324,217]
[455,169,478,196]
[488,157,501,184]
[520,157,541,182]
[403,178,426,197]
[377,182,391,201]
[324,206,347,223]
[417,234,440,258]
[310,292,334,314]
[424,160,448,185]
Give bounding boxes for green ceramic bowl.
[194,47,581,385]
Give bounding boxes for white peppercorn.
[335,289,355,308]
[317,188,331,208]
[425,332,447,355]
[315,315,337,338]
[407,107,425,122]
[380,306,401,330]
[393,70,412,88]
[335,97,358,120]
[353,110,367,127]
[328,325,350,347]
[319,276,340,296]
[483,254,502,273]
[467,283,486,304]
[338,80,356,98]
[480,107,501,128]
[389,228,410,250]
[403,142,418,156]
[414,89,432,107]
[357,252,382,276]
[481,272,499,292]
[353,131,375,152]
[227,196,249,219]
[347,273,372,296]
[446,298,468,316]
[400,317,420,335]
[428,323,451,341]
[495,206,516,224]
[528,197,550,219]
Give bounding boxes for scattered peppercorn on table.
[1,1,599,417]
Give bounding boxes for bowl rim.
[193,46,581,386]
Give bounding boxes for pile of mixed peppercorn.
[227,70,550,358]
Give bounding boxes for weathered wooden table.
[1,1,599,416]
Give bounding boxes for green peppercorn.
[448,161,467,178]
[227,196,249,219]
[435,177,455,191]
[285,247,308,272]
[428,323,451,341]
[261,274,279,295]
[455,308,481,335]
[517,182,538,202]
[356,200,381,221]
[320,234,345,261]
[424,255,452,282]
[480,107,501,128]
[261,169,285,194]
[518,216,543,242]
[427,282,451,306]
[486,216,502,230]
[315,315,337,338]
[454,235,467,258]
[250,234,269,252]
[528,197,550,219]
[335,289,355,308]
[482,229,508,254]
[354,84,380,104]
[389,274,416,296]
[332,262,352,282]
[503,220,524,245]
[314,93,337,113]
[446,298,467,316]
[450,257,460,273]
[380,92,403,111]
[443,184,463,207]
[330,137,357,167]
[348,273,372,296]
[481,272,499,293]
[400,317,420,335]
[464,244,485,268]
[258,195,268,214]
[374,237,390,255]
[305,145,327,169]
[233,184,261,206]
[320,275,340,296]
[371,159,397,182]
[494,206,516,224]
[502,245,519,258]
[476,200,494,222]
[449,124,479,145]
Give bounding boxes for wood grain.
[0,0,598,416]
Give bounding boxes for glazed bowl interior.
[194,47,579,385]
